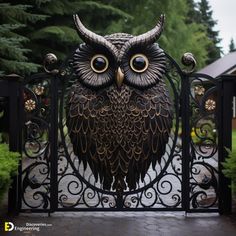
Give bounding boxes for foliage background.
[0,0,221,75]
[223,130,236,193]
[0,143,20,202]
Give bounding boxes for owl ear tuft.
[119,15,165,61]
[133,14,165,45]
[73,14,118,60]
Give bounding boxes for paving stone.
[1,211,236,236]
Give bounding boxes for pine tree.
[11,0,132,65]
[112,0,210,68]
[229,38,236,53]
[1,0,213,73]
[186,0,200,24]
[0,2,47,75]
[198,0,221,63]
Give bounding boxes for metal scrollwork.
[189,74,219,210]
[20,39,219,212]
[21,71,52,210]
[55,53,183,210]
[181,52,197,74]
[43,53,59,74]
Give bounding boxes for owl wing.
[125,83,173,189]
[66,85,99,180]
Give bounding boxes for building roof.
[198,51,236,78]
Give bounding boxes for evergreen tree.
[111,0,210,68]
[0,2,46,75]
[198,0,221,63]
[12,0,132,64]
[229,38,236,53]
[0,0,214,73]
[186,0,200,24]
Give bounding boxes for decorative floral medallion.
[25,99,36,111]
[194,85,205,96]
[205,99,216,111]
[34,85,45,96]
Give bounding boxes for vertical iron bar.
[116,191,123,209]
[17,81,23,212]
[218,75,234,214]
[8,78,21,215]
[49,74,59,212]
[181,73,191,212]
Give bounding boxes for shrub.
[0,143,20,203]
[222,148,236,193]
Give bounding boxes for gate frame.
[181,73,191,213]
[5,72,235,216]
[218,75,235,215]
[0,75,22,215]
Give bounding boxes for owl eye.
[90,54,109,73]
[130,54,149,73]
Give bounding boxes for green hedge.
[222,148,236,194]
[0,143,20,202]
[222,130,236,193]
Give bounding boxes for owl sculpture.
[66,14,173,192]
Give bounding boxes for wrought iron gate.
[13,50,232,214]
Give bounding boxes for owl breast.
[66,81,172,191]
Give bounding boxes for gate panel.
[56,54,183,210]
[188,73,219,211]
[20,73,54,211]
[18,54,222,213]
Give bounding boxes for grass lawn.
[233,129,236,153]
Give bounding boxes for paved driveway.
[1,211,236,236]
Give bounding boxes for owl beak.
[116,67,124,88]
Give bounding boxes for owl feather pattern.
[66,14,173,191]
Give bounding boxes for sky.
[204,0,236,54]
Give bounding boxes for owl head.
[73,14,166,90]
